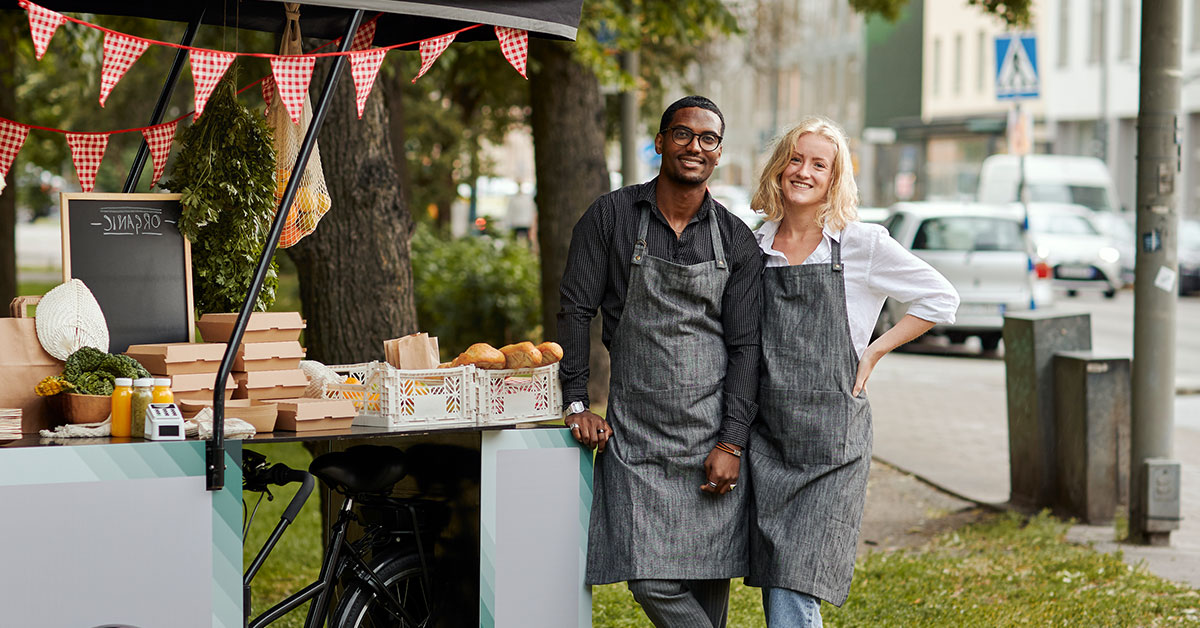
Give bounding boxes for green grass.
[242,442,321,628]
[595,511,1200,627]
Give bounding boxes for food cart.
[0,2,591,626]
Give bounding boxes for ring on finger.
[707,481,718,488]
[569,423,579,430]
[729,484,737,490]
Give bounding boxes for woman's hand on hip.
[565,410,611,453]
[701,445,741,495]
[855,314,938,396]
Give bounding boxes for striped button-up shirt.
[557,178,763,448]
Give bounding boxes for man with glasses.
[557,96,763,627]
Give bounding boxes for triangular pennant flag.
[495,27,529,79]
[22,1,67,61]
[261,76,275,115]
[66,133,109,193]
[0,120,30,193]
[349,49,387,119]
[141,121,177,188]
[412,33,456,83]
[189,49,237,119]
[99,31,151,107]
[269,55,317,125]
[350,18,378,51]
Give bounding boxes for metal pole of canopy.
[206,9,365,491]
[122,9,205,193]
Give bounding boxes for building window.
[954,34,964,95]
[1059,0,1070,67]
[1193,0,1200,51]
[1120,0,1133,58]
[1089,0,1103,64]
[978,31,987,93]
[933,37,942,96]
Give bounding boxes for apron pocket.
[758,389,852,466]
[610,384,724,463]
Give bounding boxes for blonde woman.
[746,117,959,627]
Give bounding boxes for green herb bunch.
[162,71,279,315]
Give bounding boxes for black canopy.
[4,0,581,44]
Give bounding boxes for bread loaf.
[451,343,506,369]
[499,342,542,369]
[535,341,564,365]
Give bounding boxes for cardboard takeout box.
[197,312,305,344]
[273,398,356,432]
[171,372,237,402]
[125,342,228,375]
[232,369,309,401]
[232,341,306,372]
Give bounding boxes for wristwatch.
[565,401,587,417]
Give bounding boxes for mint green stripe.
[0,447,100,484]
[213,446,243,627]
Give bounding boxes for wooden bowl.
[62,393,112,424]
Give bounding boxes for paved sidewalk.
[868,351,1200,589]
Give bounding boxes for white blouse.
[756,219,960,359]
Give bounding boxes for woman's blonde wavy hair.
[751,116,859,231]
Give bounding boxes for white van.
[976,154,1122,213]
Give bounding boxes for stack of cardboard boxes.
[124,341,234,408]
[197,313,355,432]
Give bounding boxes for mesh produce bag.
[268,4,331,248]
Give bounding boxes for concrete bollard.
[1002,311,1092,509]
[1053,352,1131,524]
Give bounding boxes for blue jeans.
[763,587,823,628]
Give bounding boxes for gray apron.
[585,206,748,585]
[746,238,872,607]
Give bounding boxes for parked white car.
[708,184,762,229]
[879,202,1053,351]
[1023,202,1124,298]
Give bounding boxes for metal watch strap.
[565,401,587,416]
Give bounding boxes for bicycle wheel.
[332,551,435,628]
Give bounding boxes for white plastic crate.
[475,362,562,426]
[325,362,477,431]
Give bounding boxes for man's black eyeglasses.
[662,126,722,152]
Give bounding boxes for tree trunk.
[286,59,417,364]
[0,14,19,312]
[529,39,611,406]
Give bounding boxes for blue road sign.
[995,34,1039,100]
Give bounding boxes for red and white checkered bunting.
[350,18,378,51]
[141,122,176,188]
[66,133,109,193]
[22,1,66,61]
[0,120,29,191]
[270,55,316,125]
[413,33,455,83]
[99,31,150,107]
[261,77,275,115]
[495,27,528,79]
[189,49,237,120]
[349,49,387,119]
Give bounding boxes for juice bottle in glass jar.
[152,378,173,405]
[130,378,154,439]
[111,378,133,438]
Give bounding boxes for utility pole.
[1130,0,1183,545]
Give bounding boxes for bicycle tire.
[331,551,436,628]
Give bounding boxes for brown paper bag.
[1,297,66,433]
[385,333,440,370]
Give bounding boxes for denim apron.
[746,238,872,606]
[585,206,748,585]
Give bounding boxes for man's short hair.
[659,96,725,136]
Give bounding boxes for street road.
[869,288,1200,553]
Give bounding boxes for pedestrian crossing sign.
[995,34,1039,100]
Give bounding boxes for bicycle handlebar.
[264,463,315,524]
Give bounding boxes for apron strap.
[708,208,727,270]
[632,206,651,266]
[831,236,843,272]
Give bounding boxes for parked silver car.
[879,202,1053,352]
[1180,218,1200,295]
[1023,202,1124,299]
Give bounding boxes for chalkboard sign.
[60,193,194,354]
